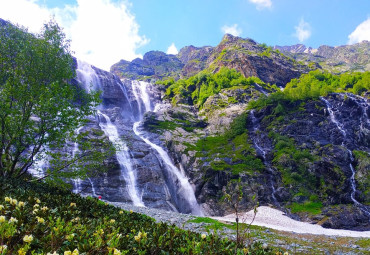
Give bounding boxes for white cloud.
[166,43,178,55]
[0,0,148,71]
[0,0,51,33]
[348,18,370,44]
[294,18,311,42]
[221,24,242,37]
[248,0,272,10]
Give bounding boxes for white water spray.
[131,80,203,215]
[97,110,144,207]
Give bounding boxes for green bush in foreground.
[0,177,276,254]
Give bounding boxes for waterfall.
[320,97,347,137]
[72,126,84,194]
[131,80,203,215]
[321,96,370,216]
[76,59,101,92]
[250,110,279,206]
[97,110,144,207]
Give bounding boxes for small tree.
[223,178,259,250]
[0,20,111,185]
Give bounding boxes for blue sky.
[1,0,370,70]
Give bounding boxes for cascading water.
[131,80,203,215]
[72,126,84,194]
[97,110,144,207]
[250,110,279,206]
[320,96,370,217]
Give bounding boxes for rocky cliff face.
[111,34,311,87]
[275,41,370,73]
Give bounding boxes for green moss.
[289,201,323,215]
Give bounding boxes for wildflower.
[10,198,17,205]
[134,235,140,242]
[47,252,58,255]
[262,243,268,249]
[0,245,7,253]
[37,216,45,224]
[0,216,5,223]
[64,251,72,255]
[129,210,133,213]
[66,233,75,240]
[284,252,289,255]
[243,248,249,254]
[119,210,124,214]
[41,206,49,211]
[4,197,11,202]
[0,205,4,210]
[98,195,102,199]
[72,249,79,255]
[201,233,206,239]
[110,219,116,223]
[23,234,33,243]
[18,248,26,255]
[33,208,39,214]
[34,204,40,208]
[72,217,80,222]
[70,203,76,207]
[9,217,18,223]
[17,201,25,207]
[113,248,122,255]
[36,198,41,203]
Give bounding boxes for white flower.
[0,205,4,210]
[113,248,122,255]
[9,217,18,223]
[23,234,33,243]
[17,201,25,207]
[0,245,7,252]
[110,219,116,223]
[4,197,11,202]
[46,252,58,255]
[0,215,5,223]
[201,233,206,239]
[36,217,45,224]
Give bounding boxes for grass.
[289,201,323,215]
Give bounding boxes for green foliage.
[195,114,264,175]
[0,177,276,254]
[249,70,370,110]
[269,132,318,193]
[289,201,323,215]
[0,20,110,184]
[165,67,265,107]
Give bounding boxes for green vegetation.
[353,150,370,204]
[194,113,264,175]
[289,201,323,215]
[250,70,369,110]
[0,20,112,186]
[162,67,266,107]
[0,177,276,254]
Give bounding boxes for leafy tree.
[0,20,111,185]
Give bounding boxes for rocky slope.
[274,41,370,73]
[111,34,311,87]
[144,85,370,230]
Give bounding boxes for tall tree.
[0,20,111,184]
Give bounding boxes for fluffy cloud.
[166,43,178,55]
[0,0,51,33]
[0,0,148,71]
[348,18,370,44]
[248,0,272,10]
[221,24,242,37]
[294,18,311,42]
